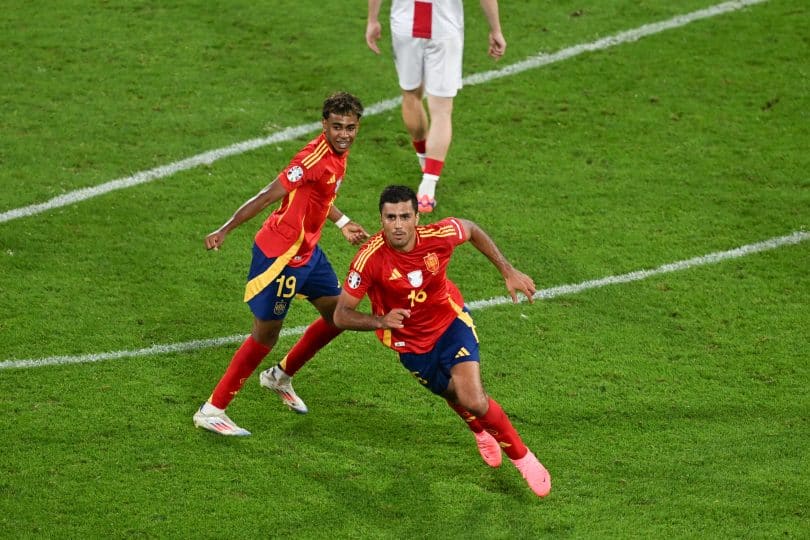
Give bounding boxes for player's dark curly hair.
[379,185,418,213]
[322,92,364,120]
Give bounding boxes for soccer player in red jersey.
[193,92,369,436]
[333,184,551,497]
[365,0,506,212]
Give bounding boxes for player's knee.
[401,86,423,101]
[459,392,489,417]
[252,321,281,348]
[426,95,453,115]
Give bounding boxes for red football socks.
[446,399,485,433]
[412,139,427,154]
[478,397,528,460]
[279,317,342,376]
[423,158,444,177]
[209,335,270,409]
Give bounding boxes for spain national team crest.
[423,252,440,274]
[273,301,288,316]
[407,270,423,288]
[286,165,304,183]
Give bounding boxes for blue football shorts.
[245,243,340,321]
[398,310,480,395]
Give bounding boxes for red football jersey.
[254,133,347,267]
[343,217,468,353]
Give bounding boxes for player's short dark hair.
[379,185,418,214]
[322,92,363,120]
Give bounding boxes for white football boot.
[193,407,251,436]
[259,365,309,414]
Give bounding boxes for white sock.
[418,174,439,198]
[201,401,225,415]
[416,152,426,171]
[273,364,291,380]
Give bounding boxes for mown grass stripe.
[2,228,803,370]
[0,0,767,224]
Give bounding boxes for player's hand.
[341,222,370,245]
[366,21,382,54]
[382,308,411,329]
[204,230,226,251]
[488,31,506,60]
[504,268,536,304]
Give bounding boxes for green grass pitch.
[1,1,808,537]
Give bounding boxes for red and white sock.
[418,158,443,199]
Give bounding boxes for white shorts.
[391,32,463,98]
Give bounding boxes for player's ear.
[321,118,328,132]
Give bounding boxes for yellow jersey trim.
[301,140,329,169]
[450,297,479,343]
[244,226,306,302]
[354,236,385,272]
[419,224,460,239]
[381,328,392,348]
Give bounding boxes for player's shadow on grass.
[261,389,534,510]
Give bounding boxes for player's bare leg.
[401,86,428,170]
[418,94,453,212]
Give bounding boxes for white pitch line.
[0,326,306,371]
[468,230,808,310]
[1,229,805,371]
[463,0,767,88]
[0,0,767,224]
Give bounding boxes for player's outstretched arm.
[204,179,287,251]
[334,290,410,330]
[462,218,536,303]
